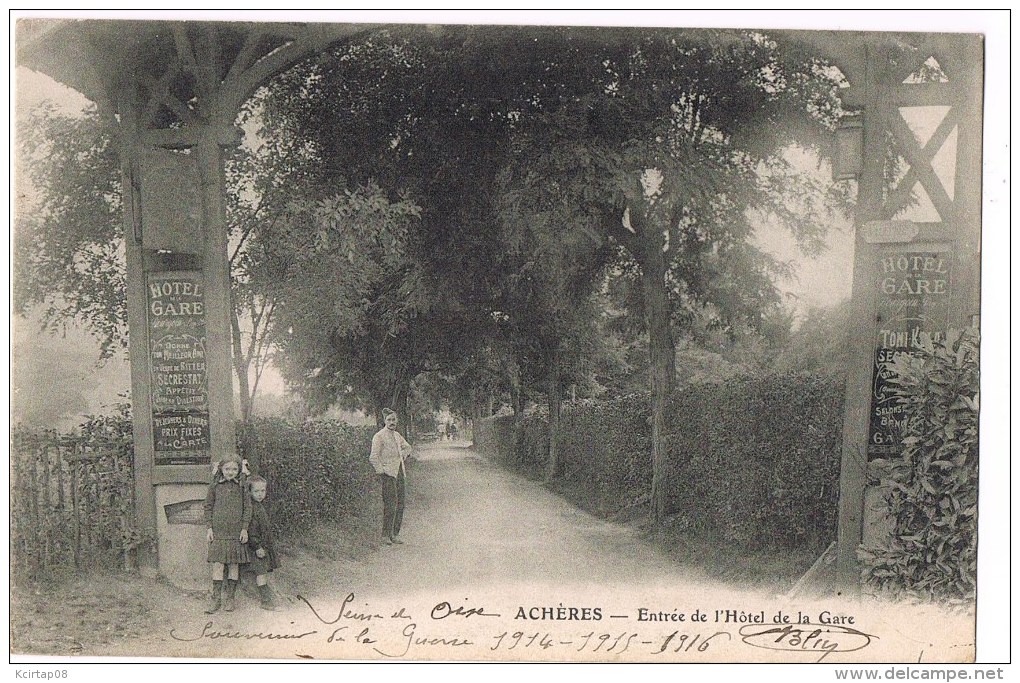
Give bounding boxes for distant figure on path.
[369,408,413,545]
[448,421,458,441]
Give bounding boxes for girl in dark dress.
[203,454,251,614]
[246,475,280,610]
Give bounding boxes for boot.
[258,584,277,611]
[204,580,222,614]
[223,579,237,612]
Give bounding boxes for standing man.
[369,408,413,545]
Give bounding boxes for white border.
[6,8,1012,678]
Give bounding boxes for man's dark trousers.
[380,467,405,538]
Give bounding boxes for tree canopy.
[15,105,125,359]
[16,25,852,516]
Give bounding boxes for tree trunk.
[372,365,412,433]
[606,201,678,526]
[640,245,676,525]
[508,358,525,425]
[229,296,253,423]
[372,387,391,428]
[229,294,258,471]
[390,371,411,440]
[545,348,562,483]
[394,391,410,440]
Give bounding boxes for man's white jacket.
[370,426,412,477]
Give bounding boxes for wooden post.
[835,35,984,588]
[118,88,160,576]
[835,45,883,586]
[196,131,239,465]
[14,18,372,587]
[948,36,984,327]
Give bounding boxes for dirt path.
[79,443,736,659]
[60,443,969,662]
[338,443,715,593]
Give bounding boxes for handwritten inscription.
[170,622,318,642]
[653,630,732,654]
[431,600,500,620]
[373,623,474,658]
[326,626,376,645]
[739,623,877,662]
[170,595,884,661]
[299,592,386,624]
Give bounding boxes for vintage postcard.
[9,10,1007,670]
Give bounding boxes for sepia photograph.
[8,9,1009,673]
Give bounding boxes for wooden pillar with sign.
[111,28,266,588]
[17,19,371,589]
[835,34,983,587]
[120,107,241,587]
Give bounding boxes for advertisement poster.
[147,271,211,465]
[867,249,953,458]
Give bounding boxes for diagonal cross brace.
[880,103,961,222]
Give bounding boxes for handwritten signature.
[739,623,878,662]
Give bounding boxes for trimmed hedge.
[474,415,519,469]
[559,394,652,515]
[665,374,843,551]
[239,418,376,537]
[476,373,844,552]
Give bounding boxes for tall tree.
[496,184,617,479]
[500,28,843,521]
[18,29,847,517]
[252,180,425,424]
[248,29,548,418]
[15,104,126,359]
[15,101,302,424]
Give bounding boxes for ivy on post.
[859,329,979,601]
